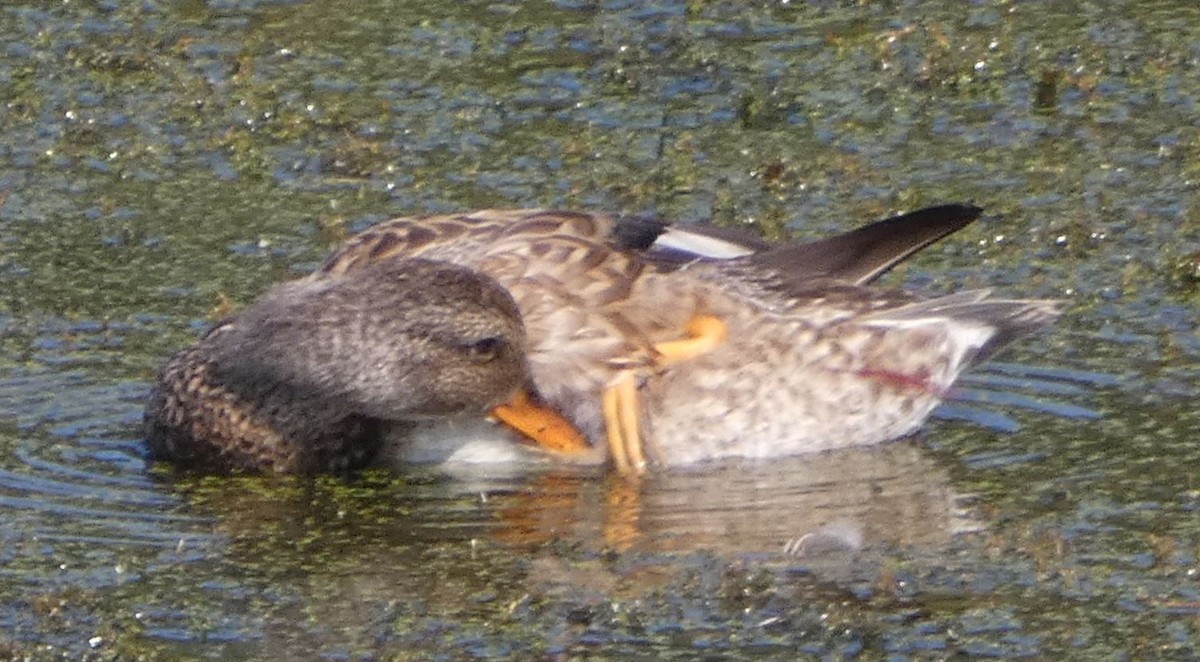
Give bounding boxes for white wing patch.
[654,227,757,259]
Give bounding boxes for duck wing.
[322,209,655,276]
[745,204,983,285]
[319,210,526,276]
[620,215,770,265]
[627,204,981,283]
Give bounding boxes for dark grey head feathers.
[145,258,526,474]
[209,259,525,419]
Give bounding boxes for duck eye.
[464,336,506,362]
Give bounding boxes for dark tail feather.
[749,204,984,285]
[973,299,1063,361]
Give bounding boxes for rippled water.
[1,0,1198,658]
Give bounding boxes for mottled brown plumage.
[146,205,1060,472]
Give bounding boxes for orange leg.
[491,390,591,454]
[495,315,728,472]
[601,314,728,475]
[603,372,646,475]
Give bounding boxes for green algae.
[0,0,1198,658]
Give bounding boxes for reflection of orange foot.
[602,475,644,550]
[488,472,645,552]
[491,473,587,548]
[492,390,591,454]
[604,314,729,475]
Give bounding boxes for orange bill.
[491,390,592,453]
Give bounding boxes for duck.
[144,204,1060,475]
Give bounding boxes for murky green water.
[1,0,1197,659]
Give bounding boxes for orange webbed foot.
[653,314,728,365]
[602,314,729,476]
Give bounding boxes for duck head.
[145,258,528,474]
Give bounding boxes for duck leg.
[605,314,729,475]
[604,371,646,474]
[494,314,728,472]
[491,390,591,453]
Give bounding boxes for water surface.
[1,0,1197,658]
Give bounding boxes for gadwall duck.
[145,205,1060,474]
